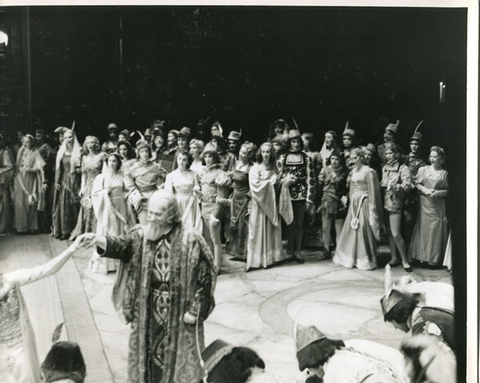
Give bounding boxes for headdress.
[271,134,288,147]
[385,120,399,135]
[287,129,302,141]
[342,121,355,137]
[380,265,408,320]
[197,116,211,128]
[41,342,87,383]
[410,120,424,143]
[202,339,235,375]
[190,139,205,150]
[203,142,217,155]
[54,126,67,135]
[136,139,152,152]
[178,127,192,139]
[55,129,81,177]
[227,129,242,141]
[295,326,327,353]
[363,143,376,153]
[119,129,130,138]
[169,129,179,138]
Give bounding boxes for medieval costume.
[278,130,315,260]
[317,152,348,259]
[52,130,82,239]
[408,163,449,265]
[70,139,106,240]
[295,326,408,383]
[0,144,14,234]
[36,132,55,233]
[0,243,80,383]
[97,224,217,383]
[101,123,119,154]
[246,158,285,270]
[333,155,382,270]
[90,155,135,275]
[13,138,45,233]
[228,163,251,261]
[164,168,203,233]
[124,141,166,225]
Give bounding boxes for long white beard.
[144,222,165,242]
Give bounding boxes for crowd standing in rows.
[0,116,455,382]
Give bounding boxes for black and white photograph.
[0,1,477,382]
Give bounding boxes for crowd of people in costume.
[0,116,451,273]
[0,116,456,382]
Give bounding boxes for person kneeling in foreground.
[400,334,456,383]
[41,341,86,383]
[295,326,409,383]
[201,339,279,383]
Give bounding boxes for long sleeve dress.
[246,163,286,269]
[70,153,105,239]
[52,152,81,238]
[13,147,45,233]
[333,166,383,270]
[164,169,203,233]
[227,167,251,260]
[0,245,78,383]
[0,148,14,234]
[408,166,449,265]
[89,170,136,275]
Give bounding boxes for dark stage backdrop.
[0,6,468,380]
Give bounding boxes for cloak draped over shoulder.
[99,225,216,383]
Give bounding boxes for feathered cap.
[203,142,217,155]
[41,342,87,383]
[178,127,192,139]
[287,129,302,141]
[385,120,399,135]
[380,265,408,320]
[136,139,152,152]
[227,129,242,141]
[411,120,424,142]
[271,133,288,147]
[342,121,355,137]
[54,126,67,135]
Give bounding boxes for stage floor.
[0,233,452,382]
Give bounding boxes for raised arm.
[4,239,83,287]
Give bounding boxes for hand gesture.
[183,311,197,325]
[341,196,348,206]
[42,183,48,192]
[74,233,97,249]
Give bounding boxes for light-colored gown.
[408,166,449,265]
[70,153,105,239]
[246,163,285,269]
[164,169,203,233]
[90,169,135,275]
[333,166,382,270]
[13,147,45,233]
[0,245,77,383]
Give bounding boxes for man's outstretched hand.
[73,233,98,249]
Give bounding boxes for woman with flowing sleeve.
[333,148,382,270]
[246,142,286,271]
[0,239,83,383]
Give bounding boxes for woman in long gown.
[333,148,383,270]
[0,237,84,383]
[246,142,286,270]
[13,134,45,234]
[89,152,135,276]
[70,136,106,240]
[52,129,82,240]
[0,135,14,234]
[228,142,256,261]
[163,149,202,232]
[408,146,449,266]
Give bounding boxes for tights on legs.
[287,201,306,258]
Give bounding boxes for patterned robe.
[99,225,217,383]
